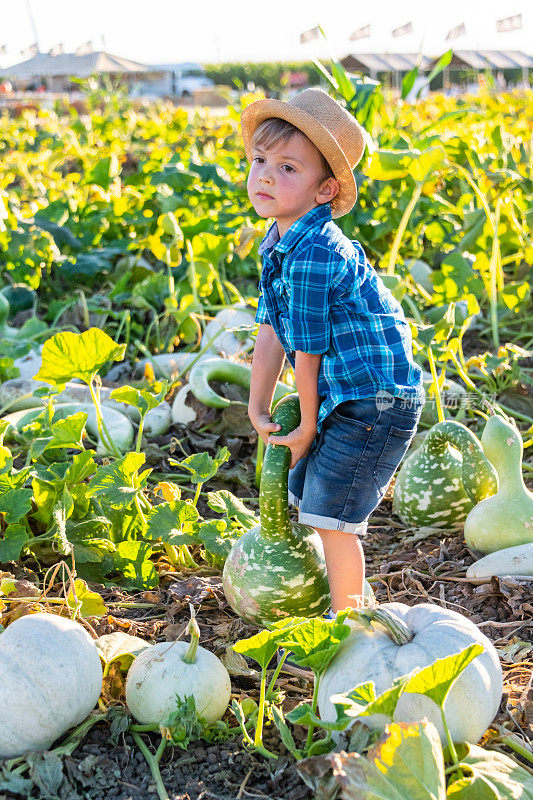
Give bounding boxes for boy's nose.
[259,174,272,184]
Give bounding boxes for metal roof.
[2,51,159,79]
[341,50,533,73]
[342,53,434,72]
[448,50,533,69]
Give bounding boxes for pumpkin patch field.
[0,72,532,800]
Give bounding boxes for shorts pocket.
[373,424,416,496]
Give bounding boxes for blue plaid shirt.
[255,204,424,429]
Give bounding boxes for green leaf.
[110,384,167,415]
[286,701,352,732]
[271,704,303,759]
[170,446,230,485]
[405,644,484,709]
[145,499,200,544]
[207,490,257,530]
[447,742,533,800]
[0,523,29,562]
[112,540,158,589]
[196,519,237,560]
[233,627,293,670]
[318,720,445,800]
[365,148,415,181]
[35,328,126,387]
[332,674,413,721]
[95,631,151,670]
[87,452,148,509]
[273,616,351,675]
[0,488,33,523]
[66,449,97,485]
[66,578,107,618]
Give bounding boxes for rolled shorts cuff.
[288,490,369,535]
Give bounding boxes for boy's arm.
[248,323,286,444]
[272,350,321,468]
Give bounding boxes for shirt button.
[366,426,372,431]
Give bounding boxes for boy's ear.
[316,177,340,205]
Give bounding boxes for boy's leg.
[314,528,365,612]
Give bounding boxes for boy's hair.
[251,117,334,183]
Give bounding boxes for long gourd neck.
[259,394,301,542]
[425,420,498,503]
[482,416,529,495]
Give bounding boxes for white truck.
[131,62,214,99]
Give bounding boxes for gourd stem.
[182,615,200,664]
[370,608,414,645]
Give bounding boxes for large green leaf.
[233,627,294,670]
[447,742,533,800]
[35,328,126,386]
[112,540,158,589]
[66,578,107,618]
[207,490,257,530]
[0,488,33,523]
[87,452,148,509]
[0,523,29,562]
[299,720,446,800]
[273,616,351,675]
[404,644,484,709]
[95,631,151,670]
[145,499,200,543]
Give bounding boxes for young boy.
[242,88,424,614]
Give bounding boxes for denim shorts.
[288,395,423,535]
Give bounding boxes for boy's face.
[247,132,339,236]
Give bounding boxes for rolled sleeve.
[287,247,334,354]
[255,294,270,325]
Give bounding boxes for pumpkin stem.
[182,605,200,664]
[369,608,413,645]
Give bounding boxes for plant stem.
[130,732,169,800]
[305,672,321,750]
[441,707,461,771]
[266,649,288,699]
[387,182,423,276]
[426,346,445,423]
[193,482,202,506]
[88,380,120,457]
[254,667,268,747]
[135,415,146,453]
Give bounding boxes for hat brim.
[241,98,357,218]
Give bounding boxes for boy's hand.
[269,424,317,469]
[248,410,281,445]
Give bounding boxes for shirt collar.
[258,203,332,257]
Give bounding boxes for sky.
[0,0,531,68]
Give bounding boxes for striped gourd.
[222,393,330,625]
[393,420,498,529]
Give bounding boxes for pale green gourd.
[393,420,498,528]
[464,415,533,554]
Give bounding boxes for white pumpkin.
[318,602,502,745]
[125,618,231,725]
[0,612,103,758]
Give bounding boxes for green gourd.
[393,420,498,529]
[188,357,292,409]
[222,393,331,625]
[0,293,18,338]
[464,415,533,553]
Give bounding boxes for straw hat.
[241,88,366,218]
